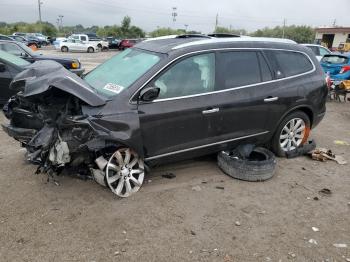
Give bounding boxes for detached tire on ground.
[217,147,276,182]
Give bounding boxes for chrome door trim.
[144,131,269,161]
[130,47,316,104]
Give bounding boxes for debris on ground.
[333,243,347,248]
[313,197,319,201]
[334,140,350,146]
[215,186,225,190]
[312,227,320,232]
[319,188,332,195]
[235,221,241,226]
[190,230,196,235]
[288,252,296,259]
[309,148,347,165]
[285,139,316,158]
[308,239,318,245]
[161,172,176,179]
[192,185,201,192]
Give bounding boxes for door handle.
[202,108,219,114]
[264,96,279,102]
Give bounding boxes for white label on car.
[103,83,123,94]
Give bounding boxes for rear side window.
[269,50,313,78]
[217,51,272,90]
[321,55,349,64]
[80,36,87,41]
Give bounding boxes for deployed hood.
[10,60,107,107]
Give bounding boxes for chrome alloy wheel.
[106,148,144,198]
[279,118,306,152]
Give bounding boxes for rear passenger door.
[262,49,315,130]
[212,50,275,143]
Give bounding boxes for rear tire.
[61,46,68,52]
[87,47,94,53]
[271,111,311,157]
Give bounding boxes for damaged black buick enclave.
[2,36,327,197]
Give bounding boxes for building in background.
[315,27,350,50]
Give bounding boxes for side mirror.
[139,87,160,102]
[0,63,6,72]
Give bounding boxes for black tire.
[271,111,311,157]
[87,47,94,53]
[61,46,68,52]
[217,147,276,182]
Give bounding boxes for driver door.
[137,52,219,159]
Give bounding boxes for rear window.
[269,50,314,78]
[321,55,349,64]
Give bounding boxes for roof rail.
[172,37,297,50]
[208,33,241,38]
[176,34,211,39]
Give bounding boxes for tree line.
[0,16,316,43]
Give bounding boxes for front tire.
[87,47,94,53]
[271,111,311,157]
[105,148,145,198]
[61,46,68,52]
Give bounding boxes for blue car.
[320,53,350,85]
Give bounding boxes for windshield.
[0,50,30,67]
[321,55,349,64]
[84,48,162,97]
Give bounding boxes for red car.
[119,39,142,50]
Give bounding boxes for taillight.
[339,65,350,74]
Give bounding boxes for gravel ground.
[0,49,349,261]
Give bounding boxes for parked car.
[320,53,350,85]
[106,37,120,49]
[0,50,30,104]
[59,39,98,53]
[69,34,109,50]
[0,34,14,41]
[301,44,331,61]
[0,40,84,75]
[119,38,142,50]
[6,35,40,49]
[2,36,327,197]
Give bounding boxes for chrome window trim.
[144,131,269,161]
[130,47,316,104]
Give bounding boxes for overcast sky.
[1,0,350,33]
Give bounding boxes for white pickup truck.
[69,34,109,50]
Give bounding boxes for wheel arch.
[275,105,314,132]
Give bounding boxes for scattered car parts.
[217,146,276,182]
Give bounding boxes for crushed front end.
[2,61,145,198]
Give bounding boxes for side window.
[80,36,87,41]
[1,43,23,56]
[154,53,215,99]
[271,50,313,78]
[217,51,261,89]
[319,47,330,56]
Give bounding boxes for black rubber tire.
[271,111,311,157]
[61,46,68,52]
[87,47,94,53]
[217,147,276,182]
[97,44,102,49]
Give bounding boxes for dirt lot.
[0,49,349,262]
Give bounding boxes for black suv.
[2,36,327,197]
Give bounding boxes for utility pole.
[184,24,188,32]
[172,7,177,27]
[215,13,219,31]
[38,0,43,32]
[282,18,286,38]
[332,19,337,27]
[59,15,64,31]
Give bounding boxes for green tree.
[214,26,247,35]
[251,25,315,43]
